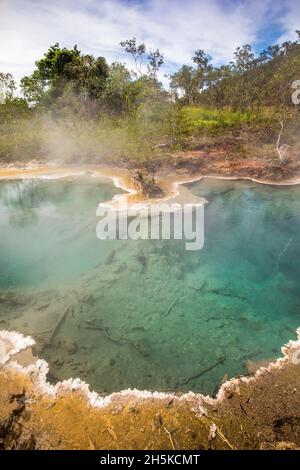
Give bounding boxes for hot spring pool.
[0,176,299,395]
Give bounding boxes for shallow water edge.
[2,163,300,210]
[1,327,300,449]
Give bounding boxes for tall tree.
[21,43,108,104]
[120,37,164,77]
[169,50,211,104]
[0,73,16,103]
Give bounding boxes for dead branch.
[181,356,226,386]
[276,119,289,162]
[152,143,169,149]
[164,297,178,316]
[43,308,69,349]
[163,426,176,450]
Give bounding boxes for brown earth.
[0,337,300,450]
[167,144,300,183]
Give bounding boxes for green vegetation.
[171,106,277,135]
[0,34,300,165]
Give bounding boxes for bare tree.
[276,118,289,162]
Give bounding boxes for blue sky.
[0,0,299,85]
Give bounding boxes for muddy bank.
[0,329,300,450]
[167,143,300,183]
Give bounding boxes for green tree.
[147,49,164,77]
[232,44,255,72]
[170,65,200,104]
[169,50,211,105]
[120,37,164,77]
[64,54,109,100]
[103,62,133,113]
[21,43,108,104]
[120,37,146,76]
[0,73,16,103]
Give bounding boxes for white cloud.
[277,0,300,43]
[0,0,298,87]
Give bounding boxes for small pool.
[0,176,299,395]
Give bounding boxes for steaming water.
[0,176,299,395]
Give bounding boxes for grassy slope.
[0,103,298,166]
